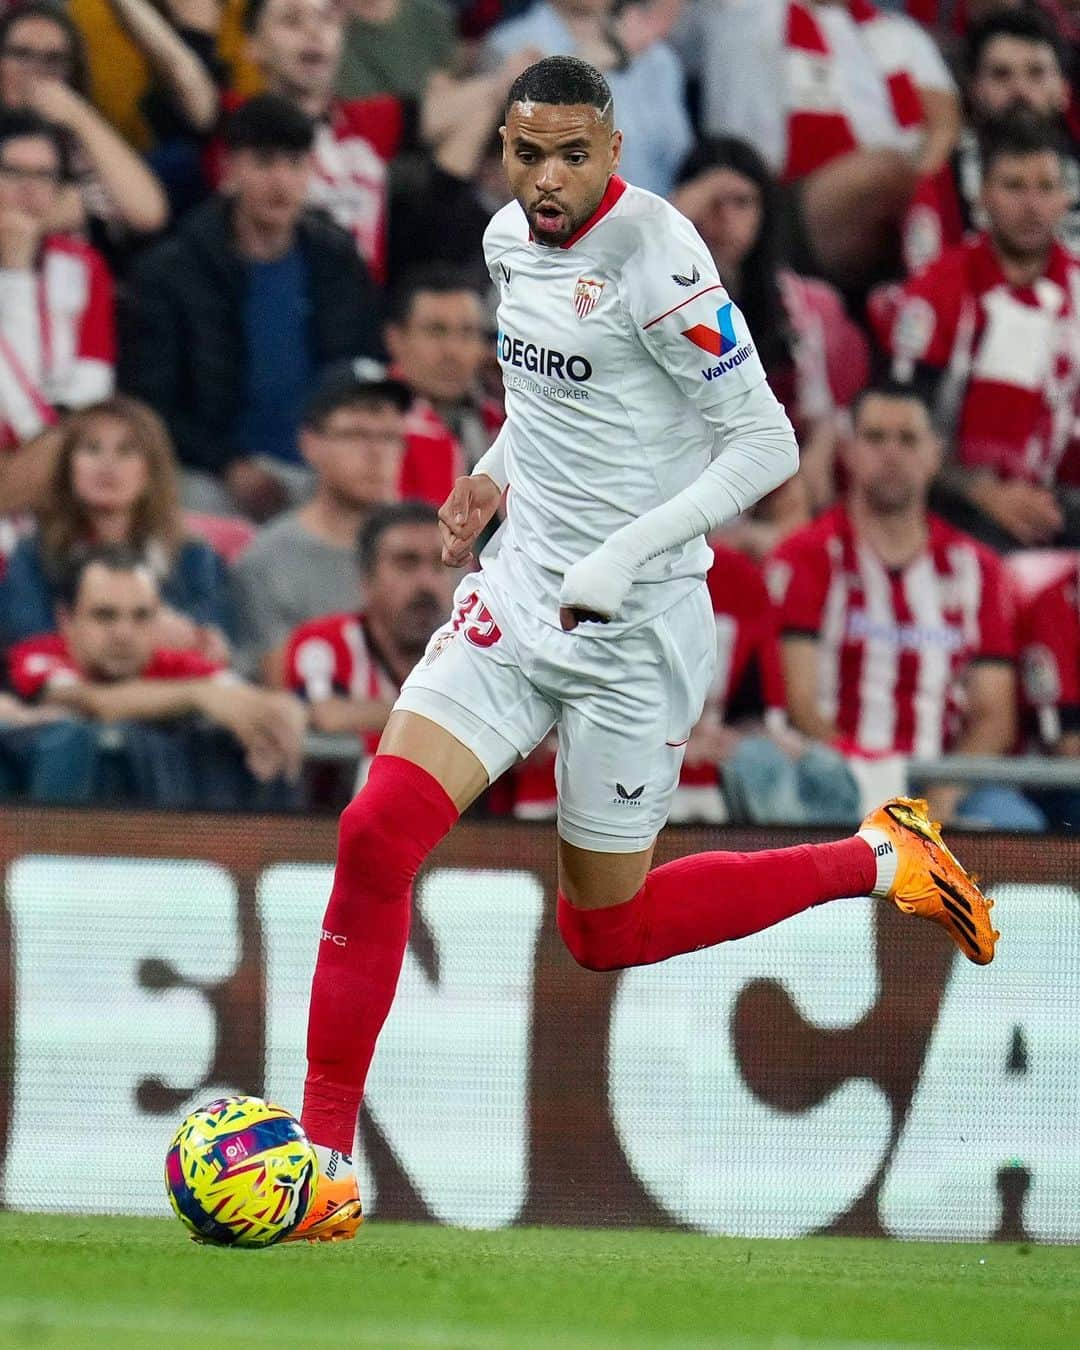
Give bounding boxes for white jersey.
[481,175,773,635]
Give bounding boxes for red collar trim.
[527,175,628,249]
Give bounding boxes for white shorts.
[396,570,716,853]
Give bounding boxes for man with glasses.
[0,108,114,451]
[230,360,409,684]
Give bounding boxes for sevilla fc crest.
[574,276,604,319]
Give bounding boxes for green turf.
[0,1215,1077,1350]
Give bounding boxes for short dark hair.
[387,263,485,328]
[0,2,90,98]
[357,501,440,574]
[222,94,315,155]
[979,113,1065,178]
[966,11,1063,79]
[0,108,71,181]
[505,55,613,124]
[851,380,933,426]
[57,544,157,608]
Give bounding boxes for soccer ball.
[165,1096,317,1247]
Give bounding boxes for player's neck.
[299,490,368,549]
[89,509,133,546]
[848,497,928,570]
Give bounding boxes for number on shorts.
[452,591,503,648]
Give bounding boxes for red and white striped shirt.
[1018,561,1080,745]
[284,611,399,764]
[872,234,1080,486]
[766,505,1016,757]
[8,633,220,701]
[0,234,114,449]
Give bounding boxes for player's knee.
[336,787,419,896]
[556,895,624,972]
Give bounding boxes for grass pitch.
[0,1215,1077,1349]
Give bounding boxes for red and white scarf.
[782,0,924,181]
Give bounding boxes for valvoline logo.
[681,302,739,358]
[681,302,754,381]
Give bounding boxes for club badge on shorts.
[574,277,605,320]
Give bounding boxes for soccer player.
[287,56,999,1243]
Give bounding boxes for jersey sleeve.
[623,212,768,413]
[8,637,78,700]
[1019,577,1080,727]
[285,621,349,703]
[765,533,832,638]
[973,550,1017,662]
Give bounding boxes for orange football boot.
[862,796,1000,965]
[281,1170,364,1243]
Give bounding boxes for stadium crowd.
[0,0,1077,829]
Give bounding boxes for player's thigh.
[394,574,558,798]
[557,836,655,909]
[376,710,490,813]
[554,586,715,889]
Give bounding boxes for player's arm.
[44,675,219,723]
[779,636,837,745]
[926,659,1017,825]
[307,696,394,736]
[438,422,509,566]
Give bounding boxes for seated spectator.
[285,500,455,784]
[386,264,503,485]
[487,0,692,196]
[0,110,113,452]
[238,0,405,281]
[230,360,409,682]
[0,2,168,266]
[905,11,1080,270]
[671,137,871,555]
[0,396,230,654]
[336,0,457,102]
[874,118,1080,550]
[508,539,861,824]
[674,0,961,289]
[1019,555,1080,828]
[766,381,1045,830]
[120,94,381,522]
[2,545,304,807]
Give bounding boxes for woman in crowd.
[0,395,231,654]
[671,136,870,557]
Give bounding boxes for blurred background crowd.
[0,0,1077,831]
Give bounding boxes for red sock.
[557,837,876,971]
[302,755,458,1152]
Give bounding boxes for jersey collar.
[527,175,627,250]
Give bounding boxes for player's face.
[69,414,151,518]
[226,147,313,234]
[671,167,762,276]
[302,399,404,509]
[386,290,488,402]
[248,0,343,100]
[0,133,61,222]
[982,151,1067,260]
[64,563,159,682]
[846,396,939,516]
[365,522,452,653]
[971,38,1067,119]
[501,101,622,248]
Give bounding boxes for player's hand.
[558,549,636,631]
[970,478,1063,547]
[438,473,502,567]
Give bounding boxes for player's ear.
[609,128,623,174]
[499,125,508,159]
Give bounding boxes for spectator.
[671,136,871,555]
[240,0,405,281]
[0,396,230,654]
[386,263,502,486]
[873,118,1080,550]
[120,94,381,522]
[0,1,169,262]
[1019,556,1080,827]
[674,0,961,289]
[905,11,1080,270]
[2,545,304,807]
[336,0,457,102]
[766,381,1044,830]
[487,0,693,196]
[0,110,114,449]
[230,359,409,683]
[285,499,454,784]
